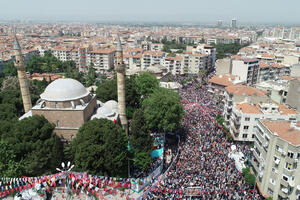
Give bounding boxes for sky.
[0,0,299,24]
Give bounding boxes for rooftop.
[225,85,267,96]
[261,120,300,146]
[40,78,90,101]
[208,74,243,87]
[236,103,262,114]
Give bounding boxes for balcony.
[231,124,239,135]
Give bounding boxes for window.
[56,120,60,127]
[55,102,58,108]
[282,175,289,182]
[269,178,276,185]
[272,167,278,174]
[287,151,294,159]
[244,126,249,130]
[285,162,292,170]
[245,117,250,121]
[267,188,273,195]
[243,134,248,138]
[276,145,283,152]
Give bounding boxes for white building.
[230,102,298,141]
[251,120,300,200]
[231,58,259,85]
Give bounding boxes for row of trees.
[212,43,248,59]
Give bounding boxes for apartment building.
[187,44,216,73]
[163,56,183,75]
[51,47,72,62]
[231,58,259,85]
[229,102,298,142]
[208,74,243,98]
[141,51,165,70]
[287,78,300,113]
[150,43,163,52]
[255,80,289,104]
[257,62,290,83]
[251,120,300,200]
[223,85,268,127]
[86,48,115,74]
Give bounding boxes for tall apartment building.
[86,49,115,74]
[257,62,290,83]
[141,51,165,70]
[286,78,300,113]
[231,18,237,29]
[223,85,268,127]
[229,102,298,142]
[251,120,300,200]
[163,56,183,75]
[52,47,72,62]
[231,58,259,85]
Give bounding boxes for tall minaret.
[115,36,128,134]
[14,36,32,113]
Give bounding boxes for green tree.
[133,151,152,171]
[125,75,140,119]
[96,76,140,118]
[1,115,64,176]
[96,78,117,102]
[0,141,25,177]
[71,119,128,177]
[86,63,96,87]
[242,167,250,176]
[216,114,225,125]
[142,88,184,132]
[213,43,249,59]
[245,173,256,186]
[135,72,159,99]
[130,109,153,153]
[130,109,153,171]
[0,90,23,115]
[0,103,17,120]
[2,62,17,77]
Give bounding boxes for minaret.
[115,36,128,134]
[13,36,32,113]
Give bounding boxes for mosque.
[16,36,127,141]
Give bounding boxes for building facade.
[251,120,300,200]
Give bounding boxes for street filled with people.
[145,76,262,199]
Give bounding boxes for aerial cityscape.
[0,0,300,200]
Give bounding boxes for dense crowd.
[145,76,262,199]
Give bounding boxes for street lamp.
[56,161,74,200]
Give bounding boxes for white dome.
[40,78,89,101]
[103,100,118,113]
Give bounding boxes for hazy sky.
[0,0,299,24]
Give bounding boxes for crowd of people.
[145,76,262,199]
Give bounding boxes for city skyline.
[0,0,300,25]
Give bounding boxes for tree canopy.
[130,109,153,153]
[135,72,159,100]
[213,43,248,59]
[142,88,184,132]
[86,63,97,87]
[130,109,153,171]
[0,115,64,176]
[96,75,141,119]
[71,118,128,177]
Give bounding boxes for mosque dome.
[40,78,89,101]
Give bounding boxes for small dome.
[103,100,118,113]
[40,78,89,101]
